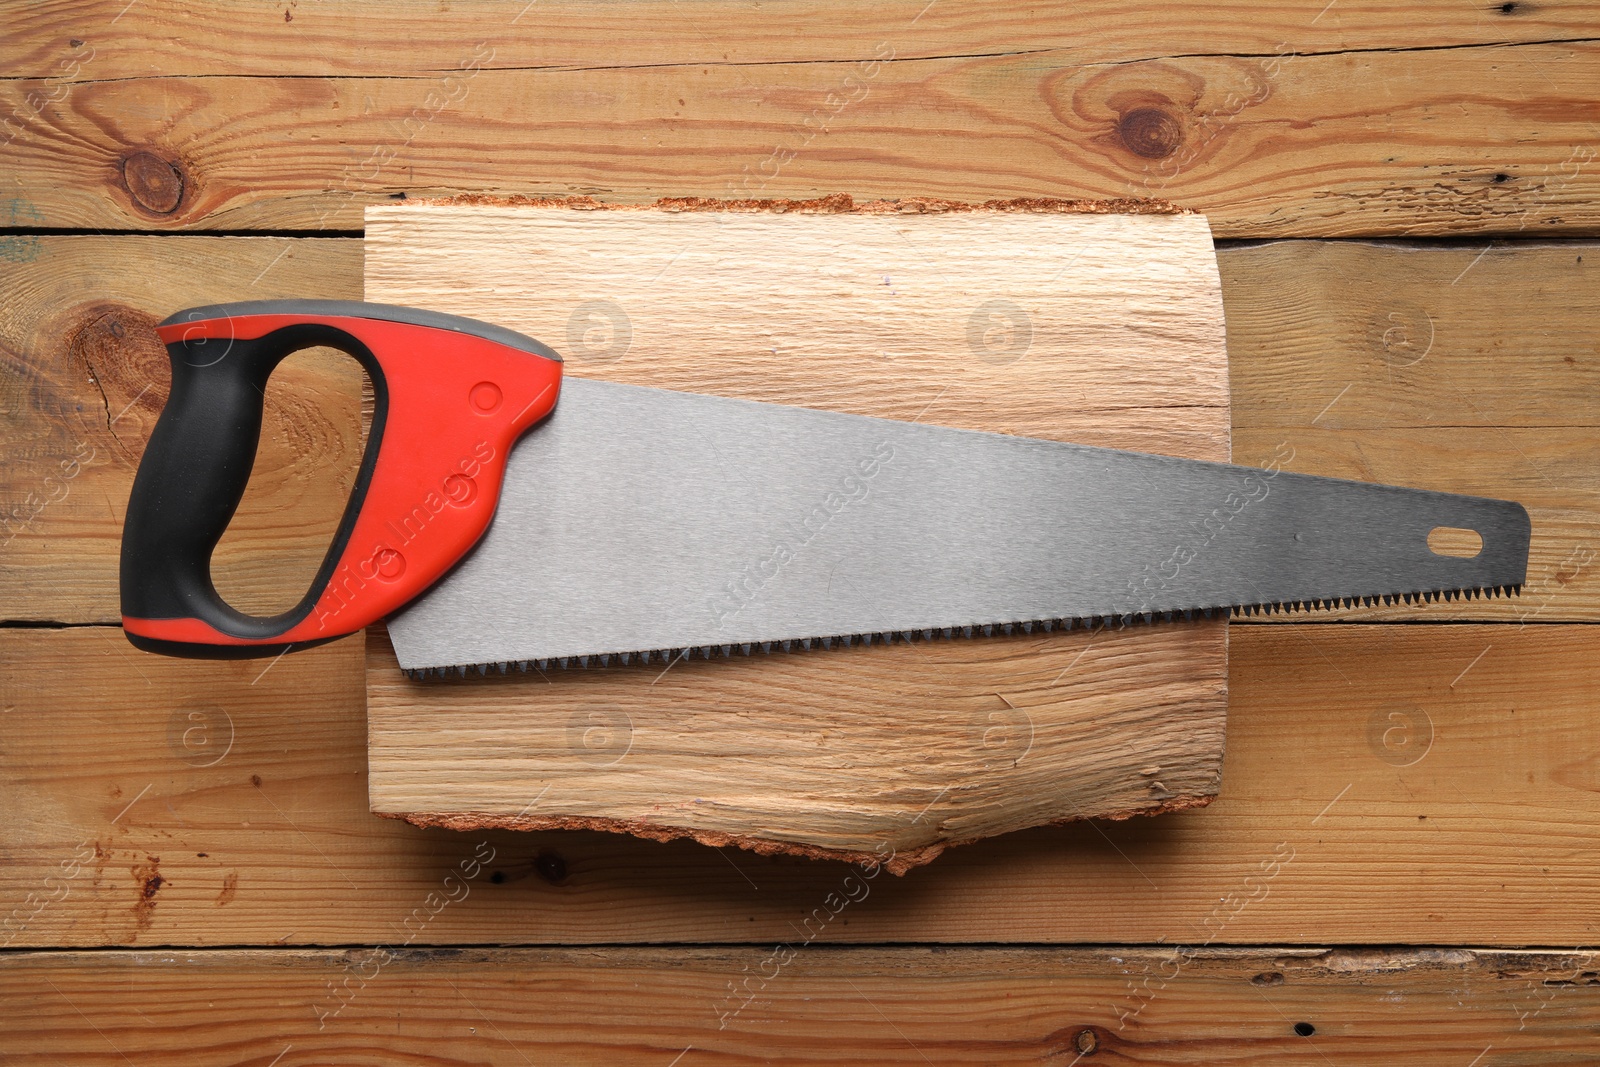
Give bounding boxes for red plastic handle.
[120,301,563,656]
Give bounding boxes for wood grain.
[5,623,1598,947]
[363,203,1231,864]
[3,945,1598,1064]
[366,203,1231,456]
[13,0,1600,78]
[3,17,1598,236]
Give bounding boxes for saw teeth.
[402,580,1524,679]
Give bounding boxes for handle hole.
[211,346,375,616]
[1427,526,1484,559]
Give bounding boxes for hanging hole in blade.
[210,346,375,615]
[1426,526,1484,559]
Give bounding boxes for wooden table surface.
[2,3,1597,1062]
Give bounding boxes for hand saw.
[120,300,1531,674]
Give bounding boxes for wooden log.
[5,236,1591,624]
[367,622,1228,871]
[3,945,1599,1064]
[3,17,1598,236]
[361,200,1231,866]
[3,623,1598,947]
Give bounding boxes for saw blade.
[386,379,1530,675]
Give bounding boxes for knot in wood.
[1117,107,1184,160]
[534,850,568,885]
[121,151,186,216]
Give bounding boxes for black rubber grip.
[120,307,391,654]
[122,300,565,659]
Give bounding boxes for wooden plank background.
[4,621,1599,947]
[2,2,1597,1061]
[4,4,1600,236]
[5,947,1600,1064]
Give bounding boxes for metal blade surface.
[386,379,1531,673]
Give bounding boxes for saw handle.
[121,300,563,657]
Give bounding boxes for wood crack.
[76,350,127,457]
[2,35,1595,85]
[1098,34,1600,67]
